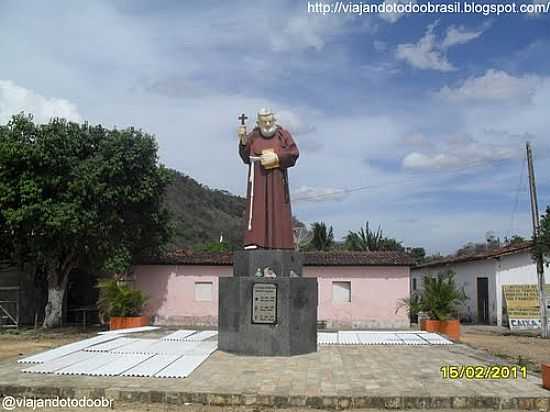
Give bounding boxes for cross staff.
[238,113,248,146]
[238,113,256,230]
[238,113,248,125]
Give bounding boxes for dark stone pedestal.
[218,250,318,356]
[232,250,304,277]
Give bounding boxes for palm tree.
[345,221,404,251]
[345,221,383,251]
[309,222,334,251]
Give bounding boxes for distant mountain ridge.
[164,170,246,250]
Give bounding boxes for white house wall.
[411,260,498,324]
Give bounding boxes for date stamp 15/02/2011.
[440,365,528,380]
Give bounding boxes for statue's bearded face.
[258,114,277,137]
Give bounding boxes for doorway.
[477,277,489,324]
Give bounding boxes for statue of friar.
[238,108,299,250]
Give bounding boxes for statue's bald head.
[257,108,277,137]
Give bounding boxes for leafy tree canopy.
[0,114,172,326]
[192,241,231,253]
[309,222,334,251]
[534,206,550,266]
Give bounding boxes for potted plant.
[395,292,423,325]
[421,270,467,341]
[97,279,148,330]
[395,291,441,332]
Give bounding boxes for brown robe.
[239,126,299,250]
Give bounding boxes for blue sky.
[1,0,549,253]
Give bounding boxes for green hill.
[164,170,246,250]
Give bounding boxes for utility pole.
[526,142,549,338]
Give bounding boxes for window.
[194,282,213,302]
[412,278,417,291]
[332,281,351,303]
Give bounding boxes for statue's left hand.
[260,151,279,169]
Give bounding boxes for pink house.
[134,251,413,329]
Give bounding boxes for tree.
[0,216,12,260]
[407,247,426,264]
[344,221,403,251]
[380,237,405,252]
[504,234,526,246]
[163,170,245,250]
[192,241,231,252]
[485,231,501,250]
[534,206,550,267]
[0,114,172,327]
[456,231,506,256]
[345,222,383,251]
[309,222,334,251]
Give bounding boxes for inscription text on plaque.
[252,283,277,324]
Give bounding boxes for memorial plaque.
[252,283,277,324]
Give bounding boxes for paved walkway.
[1,340,549,410]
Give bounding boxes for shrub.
[97,279,147,319]
[422,270,468,321]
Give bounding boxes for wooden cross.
[238,113,248,125]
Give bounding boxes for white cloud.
[441,25,485,48]
[292,185,349,202]
[395,22,455,72]
[401,137,517,171]
[0,80,82,124]
[360,61,401,81]
[437,69,543,102]
[378,0,417,23]
[276,110,316,136]
[270,14,352,51]
[402,152,463,170]
[396,22,487,71]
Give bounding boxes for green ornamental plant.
[97,279,147,319]
[422,270,468,321]
[395,292,424,320]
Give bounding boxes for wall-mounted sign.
[252,283,277,324]
[503,284,550,329]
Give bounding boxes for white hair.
[257,108,276,121]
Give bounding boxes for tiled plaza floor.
[1,342,549,409]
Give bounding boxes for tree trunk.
[43,272,68,328]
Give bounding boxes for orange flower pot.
[439,319,461,341]
[110,316,148,330]
[543,363,550,390]
[420,319,440,332]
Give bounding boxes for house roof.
[140,250,414,267]
[414,242,533,270]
